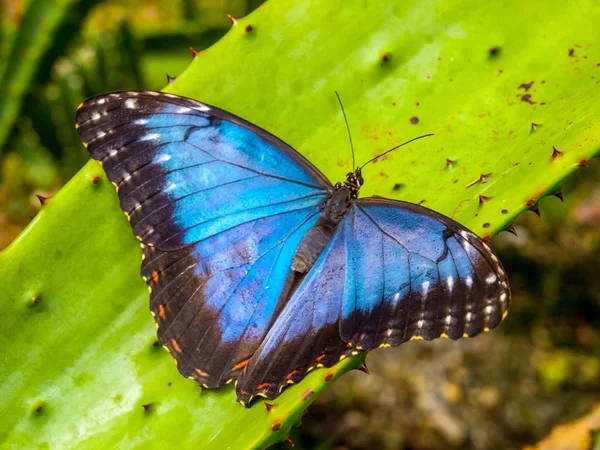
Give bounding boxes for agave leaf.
[1,0,598,448]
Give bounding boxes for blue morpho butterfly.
[75,91,510,407]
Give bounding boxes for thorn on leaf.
[227,14,238,25]
[578,159,589,167]
[479,195,491,206]
[36,194,50,206]
[551,146,563,160]
[264,402,276,412]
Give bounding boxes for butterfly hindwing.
[76,91,331,387]
[341,198,510,349]
[235,198,509,403]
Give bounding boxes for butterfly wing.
[236,197,509,404]
[76,91,331,387]
[340,198,509,349]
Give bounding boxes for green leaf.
[1,0,598,448]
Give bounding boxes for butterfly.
[75,91,510,407]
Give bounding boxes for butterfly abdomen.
[292,187,352,273]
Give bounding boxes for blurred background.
[0,1,598,449]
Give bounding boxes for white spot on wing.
[97,131,106,139]
[485,305,494,315]
[445,315,452,325]
[142,133,161,141]
[194,104,210,112]
[166,183,177,191]
[465,276,473,288]
[447,275,454,292]
[466,312,473,321]
[421,281,430,296]
[155,154,171,163]
[109,149,117,157]
[97,98,106,105]
[177,106,192,113]
[417,319,424,329]
[500,293,507,303]
[91,112,101,121]
[486,274,497,284]
[134,119,148,125]
[124,99,137,109]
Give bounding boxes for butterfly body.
[76,91,510,406]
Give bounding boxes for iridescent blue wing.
[236,198,509,404]
[76,91,331,388]
[340,198,510,348]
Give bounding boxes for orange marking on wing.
[158,304,166,319]
[315,354,326,362]
[231,359,250,373]
[171,338,182,353]
[195,368,209,377]
[256,382,270,390]
[151,271,159,282]
[285,370,297,380]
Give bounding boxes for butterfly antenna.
[359,133,434,170]
[335,91,356,170]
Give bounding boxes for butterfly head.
[344,168,364,198]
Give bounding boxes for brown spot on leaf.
[578,159,589,167]
[483,222,490,228]
[325,373,333,381]
[526,199,536,207]
[489,47,500,56]
[446,158,454,168]
[272,422,281,431]
[410,116,419,125]
[392,183,403,191]
[92,176,100,184]
[568,48,575,57]
[381,53,391,62]
[518,81,534,91]
[521,94,536,104]
[301,388,314,401]
[142,403,152,412]
[245,24,253,33]
[479,195,491,206]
